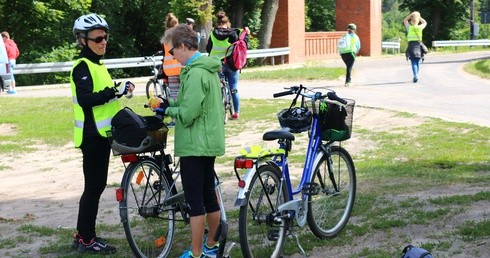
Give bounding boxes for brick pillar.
[335,0,382,56]
[270,0,305,63]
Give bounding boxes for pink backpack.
[224,30,247,71]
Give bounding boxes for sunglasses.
[169,47,175,56]
[86,35,109,43]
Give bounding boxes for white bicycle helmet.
[73,13,109,37]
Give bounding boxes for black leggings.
[77,135,111,242]
[341,53,356,83]
[180,156,220,217]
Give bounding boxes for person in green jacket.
[159,24,225,258]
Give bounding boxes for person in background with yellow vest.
[404,11,427,83]
[161,13,182,127]
[206,11,250,120]
[70,13,134,254]
[338,23,361,87]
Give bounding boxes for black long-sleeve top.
[72,46,117,138]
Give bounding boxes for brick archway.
[270,0,382,63]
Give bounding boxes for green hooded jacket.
[165,55,225,157]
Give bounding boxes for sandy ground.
[1,105,488,257]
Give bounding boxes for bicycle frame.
[234,88,338,227]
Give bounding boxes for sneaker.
[230,113,239,120]
[7,89,16,94]
[71,234,82,249]
[166,122,175,128]
[413,77,418,83]
[179,249,204,258]
[344,82,351,87]
[72,234,107,249]
[203,243,219,258]
[78,237,116,254]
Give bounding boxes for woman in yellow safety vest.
[206,11,250,120]
[338,23,361,87]
[70,13,134,254]
[404,11,427,83]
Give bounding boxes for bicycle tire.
[307,145,356,238]
[145,79,167,100]
[120,158,176,258]
[221,84,229,124]
[227,85,235,118]
[238,164,288,258]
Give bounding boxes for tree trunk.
[229,0,245,27]
[258,0,280,49]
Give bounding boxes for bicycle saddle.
[263,129,295,141]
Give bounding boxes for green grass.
[464,58,490,79]
[240,65,344,81]
[1,62,489,257]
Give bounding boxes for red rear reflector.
[235,158,254,169]
[238,180,246,188]
[121,154,138,163]
[116,188,124,202]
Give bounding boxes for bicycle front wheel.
[145,79,167,100]
[307,145,356,238]
[238,164,288,258]
[120,159,175,258]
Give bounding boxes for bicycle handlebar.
[326,91,347,105]
[273,85,348,105]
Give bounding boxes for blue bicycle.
[233,85,356,257]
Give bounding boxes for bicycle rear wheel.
[146,79,167,100]
[307,145,356,238]
[238,164,288,258]
[120,159,175,258]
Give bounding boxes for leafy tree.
[382,0,407,41]
[306,0,335,32]
[401,0,472,43]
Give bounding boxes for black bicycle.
[219,72,235,124]
[141,50,169,100]
[109,110,231,258]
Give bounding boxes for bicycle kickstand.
[221,242,236,258]
[290,231,306,257]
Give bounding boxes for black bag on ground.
[401,245,433,258]
[110,107,164,151]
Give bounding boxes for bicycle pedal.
[302,182,320,195]
[267,230,279,241]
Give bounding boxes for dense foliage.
[0,0,487,86]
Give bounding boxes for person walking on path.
[403,11,427,83]
[160,24,225,258]
[206,11,250,120]
[338,23,361,87]
[160,12,182,127]
[2,31,20,94]
[70,13,134,254]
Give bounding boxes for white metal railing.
[432,39,490,48]
[381,40,401,54]
[15,48,290,75]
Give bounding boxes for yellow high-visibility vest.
[407,25,423,42]
[70,58,120,147]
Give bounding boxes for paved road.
[5,51,490,127]
[239,51,490,127]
